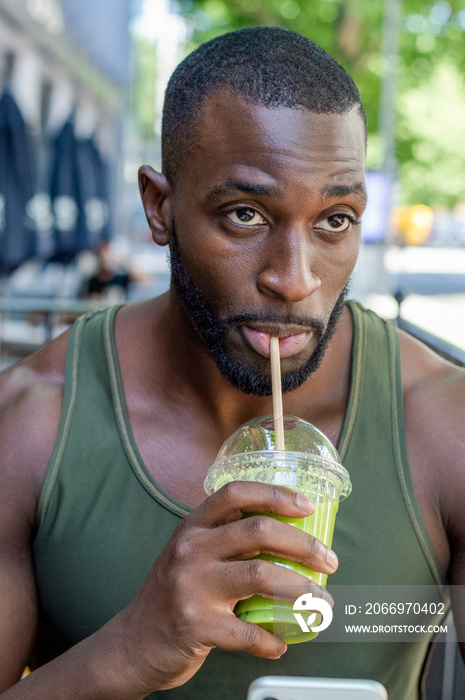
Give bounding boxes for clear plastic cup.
[204,415,351,643]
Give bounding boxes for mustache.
[222,311,326,336]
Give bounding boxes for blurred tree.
[398,60,465,207]
[131,34,158,142]
[175,0,465,207]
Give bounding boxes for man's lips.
[241,325,313,359]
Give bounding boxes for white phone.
[247,676,388,700]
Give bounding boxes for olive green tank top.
[32,301,449,699]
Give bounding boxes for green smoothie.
[234,499,339,643]
[204,415,351,645]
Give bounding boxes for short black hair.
[162,26,366,183]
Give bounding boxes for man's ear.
[138,165,173,246]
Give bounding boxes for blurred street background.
[0,1,464,696]
[0,0,464,363]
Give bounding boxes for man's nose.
[256,229,321,303]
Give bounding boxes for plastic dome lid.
[215,414,341,462]
[205,415,351,500]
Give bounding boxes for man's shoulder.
[0,327,69,409]
[398,327,464,502]
[398,326,465,409]
[397,327,465,577]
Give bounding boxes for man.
[0,26,464,700]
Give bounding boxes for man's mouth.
[241,325,314,359]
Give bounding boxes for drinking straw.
[270,337,285,450]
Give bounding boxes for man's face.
[167,92,367,395]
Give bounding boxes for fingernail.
[297,494,314,513]
[326,550,338,570]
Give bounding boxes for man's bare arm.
[440,370,465,661]
[0,342,67,690]
[400,330,465,660]
[0,489,37,688]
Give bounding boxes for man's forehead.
[180,92,366,200]
[189,91,366,167]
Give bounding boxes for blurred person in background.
[78,240,136,302]
[0,26,464,700]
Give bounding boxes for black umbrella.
[50,121,110,263]
[49,120,81,264]
[75,136,110,251]
[0,92,36,274]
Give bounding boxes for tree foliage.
[131,34,158,142]
[175,0,465,207]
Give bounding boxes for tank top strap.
[339,300,447,590]
[36,305,123,527]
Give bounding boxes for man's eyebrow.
[321,183,367,202]
[207,179,367,202]
[207,179,283,201]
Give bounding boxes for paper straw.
[270,337,285,450]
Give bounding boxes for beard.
[169,223,348,397]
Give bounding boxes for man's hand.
[117,481,337,694]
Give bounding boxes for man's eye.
[225,208,266,226]
[317,214,354,233]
